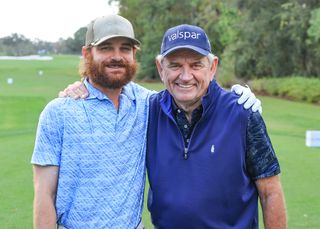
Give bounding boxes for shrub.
[248,77,320,104]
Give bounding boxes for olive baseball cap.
[85,14,141,47]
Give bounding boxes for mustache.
[102,59,127,68]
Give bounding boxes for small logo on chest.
[210,144,215,154]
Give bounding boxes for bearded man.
[31,15,152,229]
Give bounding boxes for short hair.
[156,53,215,66]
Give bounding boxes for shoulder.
[44,97,67,108]
[218,86,241,106]
[247,111,271,147]
[150,89,165,100]
[41,98,64,115]
[208,81,243,110]
[40,97,82,119]
[149,89,167,107]
[124,82,155,99]
[42,97,77,111]
[248,111,266,131]
[214,85,252,120]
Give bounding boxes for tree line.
[111,0,320,80]
[0,27,87,56]
[1,0,319,81]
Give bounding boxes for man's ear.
[133,47,138,58]
[82,46,90,59]
[210,57,219,80]
[155,58,164,82]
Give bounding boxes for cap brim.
[162,45,210,57]
[92,35,141,47]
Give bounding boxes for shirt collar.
[171,99,203,115]
[83,78,136,101]
[171,99,203,122]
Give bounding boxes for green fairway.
[0,55,319,228]
[0,55,80,100]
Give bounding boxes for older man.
[146,24,287,229]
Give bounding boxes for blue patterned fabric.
[246,111,280,179]
[31,80,153,229]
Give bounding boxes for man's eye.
[168,64,180,70]
[192,63,204,70]
[100,46,112,51]
[121,47,132,52]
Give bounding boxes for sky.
[0,0,119,42]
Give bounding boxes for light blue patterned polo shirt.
[31,80,153,229]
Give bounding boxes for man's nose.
[179,66,193,80]
[111,49,123,61]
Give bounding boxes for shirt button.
[177,109,181,113]
[186,139,190,143]
[184,124,188,128]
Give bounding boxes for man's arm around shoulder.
[33,165,59,229]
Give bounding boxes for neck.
[101,87,122,110]
[175,100,202,123]
[89,80,122,110]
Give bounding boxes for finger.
[74,88,88,99]
[231,84,242,95]
[70,81,88,98]
[77,84,89,99]
[58,91,67,98]
[251,99,262,113]
[80,92,89,99]
[66,81,81,92]
[65,88,81,99]
[244,94,256,109]
[237,87,251,104]
[72,87,84,97]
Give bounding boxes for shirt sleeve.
[246,111,281,180]
[31,100,64,166]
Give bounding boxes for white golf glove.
[231,84,262,114]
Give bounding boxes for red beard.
[86,56,137,89]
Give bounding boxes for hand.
[58,81,89,99]
[231,84,262,114]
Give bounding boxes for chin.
[177,92,195,99]
[175,96,193,103]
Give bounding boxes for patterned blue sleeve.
[246,111,281,180]
[31,99,64,166]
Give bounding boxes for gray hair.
[156,53,215,66]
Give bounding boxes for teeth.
[178,84,193,88]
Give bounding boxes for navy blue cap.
[160,24,212,56]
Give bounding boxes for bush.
[248,77,320,104]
